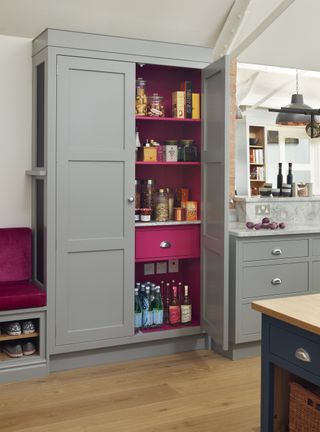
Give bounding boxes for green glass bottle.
[151,286,163,327]
[134,288,142,332]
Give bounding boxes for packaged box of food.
[172,91,185,118]
[186,201,198,221]
[164,141,178,162]
[137,146,157,162]
[180,81,192,119]
[192,93,200,119]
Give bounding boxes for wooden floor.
[0,350,261,432]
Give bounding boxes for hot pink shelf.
[136,116,200,122]
[140,321,200,333]
[136,161,200,166]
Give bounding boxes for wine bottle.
[164,282,170,324]
[134,288,142,332]
[287,162,293,196]
[277,163,283,196]
[151,286,163,327]
[181,285,192,325]
[169,286,180,326]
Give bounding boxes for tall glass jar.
[141,179,155,212]
[154,189,169,222]
[166,188,174,220]
[147,93,165,117]
[136,78,147,116]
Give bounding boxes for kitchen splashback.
[234,196,320,225]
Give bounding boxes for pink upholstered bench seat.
[0,281,46,311]
[0,227,47,311]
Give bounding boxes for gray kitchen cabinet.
[229,233,320,357]
[30,29,231,362]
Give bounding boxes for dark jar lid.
[180,139,194,145]
[165,140,178,145]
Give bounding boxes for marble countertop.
[229,222,320,237]
[234,196,320,203]
[252,294,320,336]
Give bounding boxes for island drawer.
[242,239,309,262]
[242,262,308,298]
[270,324,320,376]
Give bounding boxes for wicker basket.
[289,382,320,432]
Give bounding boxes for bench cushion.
[0,282,46,311]
[0,228,32,282]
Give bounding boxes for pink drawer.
[135,225,200,262]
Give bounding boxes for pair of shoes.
[3,321,36,336]
[3,341,36,358]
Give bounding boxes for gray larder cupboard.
[30,29,230,364]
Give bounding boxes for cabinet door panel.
[201,56,230,351]
[56,56,135,347]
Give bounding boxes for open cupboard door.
[201,55,230,351]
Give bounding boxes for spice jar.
[181,139,198,162]
[154,189,169,222]
[141,180,155,211]
[147,93,165,117]
[135,180,141,209]
[136,78,147,116]
[165,188,174,220]
[140,208,152,222]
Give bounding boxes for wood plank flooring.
[0,350,261,432]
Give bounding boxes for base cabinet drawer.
[135,225,200,262]
[312,261,320,291]
[270,324,320,376]
[242,262,308,298]
[243,239,308,262]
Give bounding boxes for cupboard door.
[201,56,230,351]
[56,56,135,346]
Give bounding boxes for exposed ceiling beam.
[212,0,252,61]
[237,71,260,103]
[244,72,306,112]
[230,0,296,60]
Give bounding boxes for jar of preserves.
[140,208,152,222]
[136,78,147,116]
[154,189,169,222]
[147,93,165,117]
[141,179,155,211]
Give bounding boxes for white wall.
[0,35,32,227]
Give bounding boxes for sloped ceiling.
[0,0,234,47]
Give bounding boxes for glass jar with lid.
[154,189,169,222]
[141,179,155,212]
[136,78,147,116]
[181,139,198,162]
[147,93,165,117]
[165,188,174,220]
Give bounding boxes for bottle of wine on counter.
[287,162,293,196]
[181,285,192,325]
[277,162,283,196]
[169,286,180,326]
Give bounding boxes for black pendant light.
[276,70,312,126]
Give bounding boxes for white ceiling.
[0,0,234,47]
[239,0,320,72]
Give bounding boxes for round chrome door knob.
[128,197,135,203]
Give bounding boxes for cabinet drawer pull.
[160,241,171,249]
[295,348,311,363]
[272,249,282,256]
[271,278,282,285]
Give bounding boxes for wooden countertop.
[252,294,320,336]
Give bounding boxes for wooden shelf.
[250,179,265,182]
[250,163,264,166]
[136,116,200,123]
[136,161,200,166]
[0,351,39,362]
[249,145,264,149]
[0,332,39,342]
